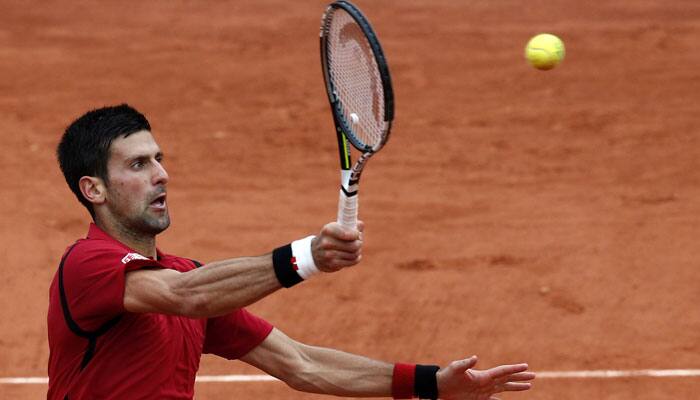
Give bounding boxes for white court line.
[2,370,700,385]
[0,377,49,384]
[536,369,700,378]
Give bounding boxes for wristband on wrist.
[392,363,440,400]
[392,363,415,399]
[290,235,320,279]
[415,364,440,399]
[272,235,319,288]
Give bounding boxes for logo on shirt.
[121,252,148,264]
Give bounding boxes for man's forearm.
[243,331,394,397]
[288,345,394,397]
[170,254,281,317]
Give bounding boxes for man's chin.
[141,213,170,235]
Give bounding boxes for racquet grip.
[337,188,358,230]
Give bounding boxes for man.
[48,104,535,399]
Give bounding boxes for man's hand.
[437,356,534,400]
[311,221,364,272]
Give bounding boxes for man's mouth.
[150,193,167,210]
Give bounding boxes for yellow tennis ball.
[525,33,565,70]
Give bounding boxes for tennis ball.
[525,33,565,70]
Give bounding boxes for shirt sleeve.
[61,240,162,332]
[203,308,274,360]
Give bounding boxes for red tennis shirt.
[47,224,274,400]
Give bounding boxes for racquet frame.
[319,0,394,229]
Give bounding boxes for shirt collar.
[86,223,165,260]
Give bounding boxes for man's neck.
[94,217,157,259]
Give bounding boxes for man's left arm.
[240,328,535,399]
[241,328,393,397]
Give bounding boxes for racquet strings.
[326,8,386,149]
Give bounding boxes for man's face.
[104,130,170,236]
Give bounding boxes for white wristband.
[291,235,320,280]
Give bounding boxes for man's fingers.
[313,223,364,272]
[322,249,362,262]
[316,223,362,253]
[509,371,536,382]
[317,236,362,253]
[319,255,363,271]
[493,371,536,386]
[317,252,362,267]
[495,382,532,393]
[452,356,478,374]
[486,363,529,379]
[314,245,362,271]
[322,222,361,241]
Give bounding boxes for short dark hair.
[57,104,151,218]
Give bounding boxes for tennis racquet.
[320,0,394,230]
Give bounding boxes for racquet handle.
[337,188,358,230]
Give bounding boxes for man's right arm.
[123,222,363,318]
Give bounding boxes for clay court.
[1,0,699,399]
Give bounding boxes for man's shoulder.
[158,252,201,272]
[60,235,199,273]
[62,236,132,267]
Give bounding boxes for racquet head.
[320,0,394,155]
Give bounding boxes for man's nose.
[153,160,169,185]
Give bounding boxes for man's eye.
[132,161,143,169]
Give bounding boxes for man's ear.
[78,176,107,205]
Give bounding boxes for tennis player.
[48,104,534,399]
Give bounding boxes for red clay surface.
[1,1,699,399]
